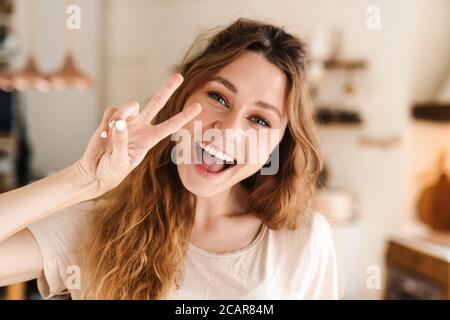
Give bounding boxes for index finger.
[140,73,184,123]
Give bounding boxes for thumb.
[110,119,129,171]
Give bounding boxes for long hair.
[84,18,322,299]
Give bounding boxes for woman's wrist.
[68,161,103,203]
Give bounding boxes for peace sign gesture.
[74,73,201,195]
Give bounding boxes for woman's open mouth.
[194,142,237,177]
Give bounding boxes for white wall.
[12,0,102,175]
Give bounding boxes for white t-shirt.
[27,200,339,300]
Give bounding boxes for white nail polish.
[108,120,115,128]
[115,120,126,131]
[100,130,108,138]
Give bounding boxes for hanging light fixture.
[11,56,50,92]
[47,51,92,91]
[10,0,50,92]
[47,0,92,91]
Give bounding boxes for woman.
[0,18,338,300]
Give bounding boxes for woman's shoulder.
[264,210,335,264]
[27,199,102,254]
[261,211,337,297]
[268,211,332,245]
[301,211,333,241]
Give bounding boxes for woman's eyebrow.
[211,76,237,94]
[255,101,282,119]
[210,76,282,119]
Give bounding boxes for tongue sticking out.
[201,148,227,173]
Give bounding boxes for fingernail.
[172,73,183,84]
[115,120,126,131]
[108,120,115,128]
[100,130,108,138]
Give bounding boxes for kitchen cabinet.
[385,235,450,299]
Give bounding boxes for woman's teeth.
[199,142,234,163]
[194,141,237,175]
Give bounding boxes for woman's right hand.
[73,73,201,196]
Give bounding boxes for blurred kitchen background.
[0,0,449,300]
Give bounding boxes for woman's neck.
[194,183,250,227]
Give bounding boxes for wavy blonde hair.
[83,18,322,299]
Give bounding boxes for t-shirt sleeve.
[26,200,95,299]
[305,212,339,299]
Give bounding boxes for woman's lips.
[194,163,227,178]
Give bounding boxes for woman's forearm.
[0,163,99,243]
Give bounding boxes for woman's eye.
[250,116,271,128]
[207,92,228,106]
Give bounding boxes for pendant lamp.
[10,0,49,92]
[47,0,92,91]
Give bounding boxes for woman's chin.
[179,177,221,198]
[177,163,232,197]
[177,162,263,197]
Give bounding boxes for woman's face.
[176,51,289,197]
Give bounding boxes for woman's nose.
[212,114,245,144]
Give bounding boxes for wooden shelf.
[317,123,364,129]
[324,58,367,70]
[412,102,450,122]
